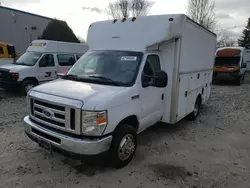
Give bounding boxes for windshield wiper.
[88,75,115,82]
[62,74,80,80]
[13,62,30,66]
[88,75,128,86]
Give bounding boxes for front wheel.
[188,96,201,120]
[21,80,38,95]
[110,125,137,168]
[236,78,241,86]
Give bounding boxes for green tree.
[39,19,80,43]
[238,18,250,47]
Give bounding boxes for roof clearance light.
[132,17,136,22]
[43,43,47,46]
[113,19,117,23]
[169,18,174,22]
[122,17,126,22]
[30,43,33,46]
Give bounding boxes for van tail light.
[10,72,19,81]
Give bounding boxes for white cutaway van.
[24,14,216,168]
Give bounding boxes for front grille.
[30,98,77,133]
[0,70,10,81]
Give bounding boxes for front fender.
[103,99,141,135]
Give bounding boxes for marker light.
[169,18,174,22]
[10,72,19,81]
[132,17,136,22]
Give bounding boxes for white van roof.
[216,47,245,56]
[27,40,89,54]
[87,14,215,51]
[216,47,245,51]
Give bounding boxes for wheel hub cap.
[118,134,135,161]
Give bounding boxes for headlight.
[81,111,107,136]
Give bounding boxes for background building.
[0,6,53,55]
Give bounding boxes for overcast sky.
[1,0,249,41]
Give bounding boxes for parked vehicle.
[0,40,88,94]
[0,41,18,66]
[244,46,250,72]
[213,47,247,85]
[23,14,217,168]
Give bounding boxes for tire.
[109,124,137,168]
[188,96,201,120]
[236,78,241,86]
[21,79,38,95]
[242,74,245,81]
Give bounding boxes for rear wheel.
[110,125,137,168]
[188,96,201,120]
[21,79,38,95]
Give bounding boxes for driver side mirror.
[154,70,168,88]
[56,72,66,78]
[242,63,247,68]
[142,70,168,88]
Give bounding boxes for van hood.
[0,64,30,72]
[31,79,127,110]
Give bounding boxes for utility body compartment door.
[177,74,189,120]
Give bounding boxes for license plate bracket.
[38,138,52,153]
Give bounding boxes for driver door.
[37,54,57,83]
[139,54,165,131]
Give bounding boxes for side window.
[39,54,55,67]
[57,54,76,66]
[142,55,161,85]
[0,47,3,55]
[76,54,82,60]
[143,55,161,76]
[7,45,16,57]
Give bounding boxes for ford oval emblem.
[42,109,53,118]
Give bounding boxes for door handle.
[161,93,164,100]
[185,91,188,97]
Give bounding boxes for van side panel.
[245,50,250,72]
[179,20,216,73]
[175,20,216,122]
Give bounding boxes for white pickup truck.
[23,14,217,168]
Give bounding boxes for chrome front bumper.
[23,116,113,155]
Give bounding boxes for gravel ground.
[1,78,250,188]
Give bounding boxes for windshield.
[66,50,143,86]
[215,56,241,66]
[14,52,42,66]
